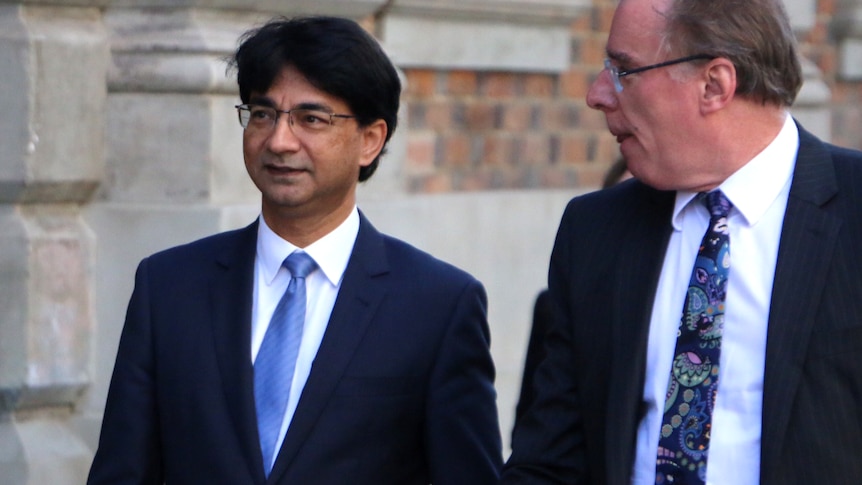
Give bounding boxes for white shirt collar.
[672,113,798,228]
[256,207,360,287]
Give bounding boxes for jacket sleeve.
[501,202,588,484]
[425,278,503,484]
[88,258,163,484]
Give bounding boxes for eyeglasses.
[604,54,714,92]
[235,104,356,136]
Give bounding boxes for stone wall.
[0,0,857,482]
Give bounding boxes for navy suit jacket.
[88,213,502,484]
[502,125,862,484]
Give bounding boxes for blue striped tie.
[656,190,732,484]
[254,251,317,477]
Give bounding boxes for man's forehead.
[607,0,669,61]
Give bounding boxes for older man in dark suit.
[88,16,501,484]
[503,0,862,484]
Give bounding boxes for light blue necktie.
[254,251,317,477]
[656,190,732,484]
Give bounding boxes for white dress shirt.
[250,207,359,470]
[632,114,798,485]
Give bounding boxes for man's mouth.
[265,164,306,175]
[614,132,632,144]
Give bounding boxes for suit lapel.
[208,221,266,483]
[268,213,390,482]
[605,186,675,485]
[760,126,841,474]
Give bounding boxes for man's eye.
[250,108,275,120]
[294,110,329,127]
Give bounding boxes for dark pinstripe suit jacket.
[502,124,862,484]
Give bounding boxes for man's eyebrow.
[245,97,335,113]
[606,49,635,65]
[292,102,335,113]
[247,95,276,107]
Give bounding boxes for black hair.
[231,16,401,181]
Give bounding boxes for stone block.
[383,14,571,73]
[105,8,252,95]
[102,93,256,204]
[0,418,91,485]
[0,6,106,204]
[785,0,817,33]
[0,206,93,412]
[839,38,862,81]
[106,0,387,18]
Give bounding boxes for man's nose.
[266,113,302,152]
[586,69,618,112]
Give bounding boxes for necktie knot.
[283,251,316,279]
[701,190,732,220]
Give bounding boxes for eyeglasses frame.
[604,54,715,92]
[235,103,356,133]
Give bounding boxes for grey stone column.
[0,4,107,484]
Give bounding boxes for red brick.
[575,164,609,188]
[558,132,590,164]
[541,166,578,188]
[441,133,472,167]
[522,134,552,165]
[806,21,828,45]
[482,134,514,166]
[524,73,556,97]
[560,69,591,99]
[406,132,437,174]
[406,102,427,130]
[426,101,452,131]
[447,70,478,96]
[501,103,533,131]
[593,133,620,164]
[540,102,579,131]
[464,102,496,130]
[460,169,493,191]
[817,48,838,78]
[404,69,437,97]
[579,106,609,131]
[415,173,452,193]
[569,12,591,32]
[581,34,607,66]
[481,72,518,98]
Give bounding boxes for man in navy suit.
[88,16,501,484]
[503,0,862,484]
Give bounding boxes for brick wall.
[398,0,862,194]
[399,1,617,193]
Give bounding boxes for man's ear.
[701,58,736,114]
[359,119,387,168]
